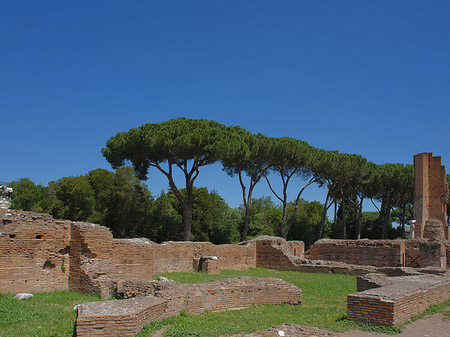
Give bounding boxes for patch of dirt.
[232,312,450,337]
[340,313,450,337]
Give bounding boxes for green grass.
[0,291,102,337]
[1,269,448,337]
[138,268,362,336]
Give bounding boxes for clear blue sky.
[1,1,449,209]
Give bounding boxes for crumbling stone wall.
[245,236,304,270]
[76,277,302,337]
[69,223,156,298]
[309,239,405,267]
[0,210,71,293]
[414,153,449,240]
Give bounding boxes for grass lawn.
[2,268,446,336]
[0,291,103,337]
[138,268,379,336]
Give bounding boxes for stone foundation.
[76,277,302,337]
[347,271,450,326]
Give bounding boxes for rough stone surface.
[423,219,446,242]
[0,185,13,210]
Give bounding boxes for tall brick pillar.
[413,153,449,240]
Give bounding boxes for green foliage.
[288,199,329,247]
[61,256,66,272]
[240,196,280,238]
[164,187,240,244]
[152,191,184,242]
[102,118,235,241]
[102,167,155,238]
[51,175,96,221]
[8,178,49,212]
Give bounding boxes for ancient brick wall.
[348,272,450,326]
[76,296,168,337]
[153,241,257,274]
[198,242,257,270]
[0,210,71,293]
[309,239,405,267]
[68,222,115,297]
[153,242,196,273]
[70,224,156,298]
[112,239,154,281]
[414,153,449,240]
[419,240,447,268]
[447,244,450,269]
[252,236,300,270]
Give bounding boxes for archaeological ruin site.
[1,152,450,337]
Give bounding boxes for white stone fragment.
[14,293,33,300]
[277,331,285,336]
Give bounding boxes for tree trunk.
[316,189,332,240]
[242,204,251,241]
[239,169,256,242]
[183,206,192,241]
[356,197,364,240]
[380,201,391,239]
[342,200,346,239]
[282,177,319,239]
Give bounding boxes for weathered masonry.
[347,270,450,326]
[0,209,307,298]
[414,152,449,240]
[76,277,302,337]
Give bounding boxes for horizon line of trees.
[5,118,450,244]
[102,118,448,242]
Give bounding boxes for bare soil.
[234,311,450,337]
[340,312,450,337]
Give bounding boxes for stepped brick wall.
[69,222,116,297]
[310,239,405,267]
[76,277,302,337]
[252,236,304,270]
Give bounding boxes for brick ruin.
[76,277,302,337]
[348,269,450,326]
[414,152,449,240]
[2,150,450,334]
